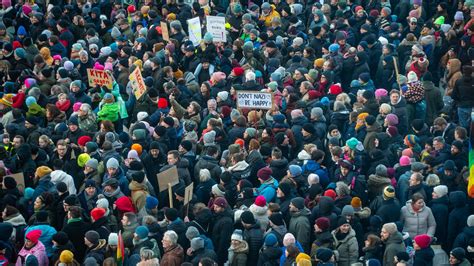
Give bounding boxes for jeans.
[457,107,472,129]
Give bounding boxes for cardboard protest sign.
[236,91,273,110]
[206,16,226,42]
[156,166,179,192]
[9,173,25,192]
[87,69,113,89]
[161,21,170,41]
[130,67,147,100]
[184,182,194,205]
[187,17,202,46]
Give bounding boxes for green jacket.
[98,102,119,122]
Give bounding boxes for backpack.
[350,175,368,205]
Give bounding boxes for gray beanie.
[311,107,325,121]
[468,215,474,227]
[186,226,200,240]
[341,205,355,217]
[203,131,216,146]
[85,230,100,245]
[111,27,121,39]
[106,158,119,169]
[86,158,99,169]
[375,164,388,177]
[191,237,204,251]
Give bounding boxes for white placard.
[236,91,273,110]
[206,16,226,42]
[187,17,202,46]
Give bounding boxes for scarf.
[56,100,71,112]
[67,217,82,224]
[335,230,349,240]
[0,106,12,116]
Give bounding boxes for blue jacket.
[26,223,57,257]
[256,178,278,202]
[280,241,303,266]
[302,160,329,187]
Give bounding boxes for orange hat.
[35,166,52,178]
[357,112,369,120]
[131,144,143,155]
[314,58,325,68]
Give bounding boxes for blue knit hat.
[145,196,159,210]
[14,48,26,59]
[329,43,340,53]
[135,226,149,239]
[264,233,278,246]
[24,187,35,200]
[289,165,302,176]
[25,96,37,107]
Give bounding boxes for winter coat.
[331,229,358,266]
[453,226,474,250]
[367,174,391,201]
[194,155,222,182]
[445,59,462,96]
[447,191,470,250]
[50,170,77,195]
[288,208,311,252]
[228,241,248,266]
[25,223,57,257]
[249,204,269,232]
[400,200,436,238]
[382,232,406,266]
[452,75,474,108]
[422,80,443,125]
[212,209,234,264]
[413,247,434,266]
[84,239,107,264]
[161,244,184,266]
[62,218,90,262]
[310,230,334,258]
[244,223,264,264]
[16,241,49,266]
[257,246,282,266]
[129,181,149,212]
[256,177,278,203]
[428,195,448,245]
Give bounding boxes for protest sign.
[236,91,273,110]
[184,182,194,205]
[161,21,170,41]
[87,69,113,89]
[156,166,179,193]
[130,67,147,100]
[187,17,202,46]
[206,16,226,42]
[9,173,25,192]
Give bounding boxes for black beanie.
[240,211,255,224]
[53,232,69,245]
[165,208,178,221]
[132,171,145,183]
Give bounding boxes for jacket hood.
[291,207,311,217]
[449,191,466,208]
[4,213,26,226]
[319,196,335,215]
[415,247,435,262]
[270,158,288,168]
[0,223,12,241]
[331,228,356,242]
[386,231,404,245]
[228,160,249,172]
[129,180,148,191]
[50,170,72,184]
[250,204,268,216]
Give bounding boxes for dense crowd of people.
[0,0,472,265]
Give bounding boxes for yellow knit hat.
[35,166,52,178]
[60,250,74,263]
[314,58,325,68]
[296,253,311,265]
[77,153,91,168]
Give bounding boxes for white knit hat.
[231,229,243,241]
[407,71,418,83]
[433,185,448,198]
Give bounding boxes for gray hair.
[164,230,178,245]
[200,169,211,182]
[140,249,155,260]
[382,223,398,235]
[425,174,440,186]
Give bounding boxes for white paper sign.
[187,17,202,46]
[236,91,273,110]
[206,16,226,42]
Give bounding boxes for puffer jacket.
[249,204,269,232]
[331,228,358,266]
[367,174,391,200]
[445,58,462,96]
[25,224,57,258]
[288,208,311,252]
[16,241,49,266]
[161,244,184,266]
[228,241,248,266]
[400,200,436,238]
[244,223,264,264]
[413,247,434,266]
[383,232,406,266]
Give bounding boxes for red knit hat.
[414,234,431,249]
[235,139,245,149]
[127,5,136,13]
[315,217,330,231]
[90,208,106,221]
[257,167,273,181]
[323,189,337,200]
[232,67,245,76]
[255,195,267,207]
[355,5,363,12]
[26,229,42,244]
[329,83,342,95]
[115,196,136,213]
[78,136,92,147]
[214,197,228,208]
[157,98,168,109]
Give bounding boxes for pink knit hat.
[73,102,82,112]
[93,62,105,70]
[211,72,226,83]
[399,155,411,166]
[24,78,37,89]
[375,88,388,99]
[385,113,399,126]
